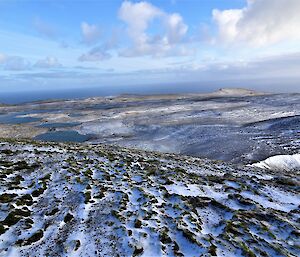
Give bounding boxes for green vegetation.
[239,242,256,257]
[64,213,74,223]
[0,224,6,235]
[2,208,31,226]
[133,246,143,256]
[0,193,17,203]
[45,208,59,216]
[134,219,142,228]
[75,240,81,251]
[84,191,92,204]
[160,227,172,244]
[16,194,33,206]
[32,187,45,197]
[22,230,44,246]
[208,243,217,256]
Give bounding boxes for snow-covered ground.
[0,139,299,257]
[252,153,300,171]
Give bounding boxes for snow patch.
[165,184,201,197]
[252,153,300,171]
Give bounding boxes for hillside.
[0,92,299,165]
[0,139,299,256]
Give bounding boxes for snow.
[242,191,291,212]
[6,247,21,257]
[0,139,299,257]
[196,207,232,236]
[252,153,300,171]
[165,184,201,197]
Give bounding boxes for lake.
[34,130,93,143]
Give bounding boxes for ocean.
[0,83,220,104]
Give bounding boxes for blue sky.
[0,0,300,93]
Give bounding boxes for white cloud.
[34,57,62,68]
[213,0,300,46]
[164,13,188,44]
[81,22,101,45]
[0,53,30,71]
[4,57,30,71]
[119,1,161,54]
[119,1,161,37]
[118,1,190,57]
[78,29,120,62]
[78,46,111,62]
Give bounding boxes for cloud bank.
[213,0,300,46]
[34,57,62,68]
[0,53,61,71]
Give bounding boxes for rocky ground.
[0,139,299,257]
[0,125,46,139]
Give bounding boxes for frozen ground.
[252,153,300,171]
[0,139,299,257]
[0,89,299,164]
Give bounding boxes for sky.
[1,0,300,94]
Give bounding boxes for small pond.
[0,113,41,124]
[37,122,81,128]
[34,130,92,143]
[0,109,61,124]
